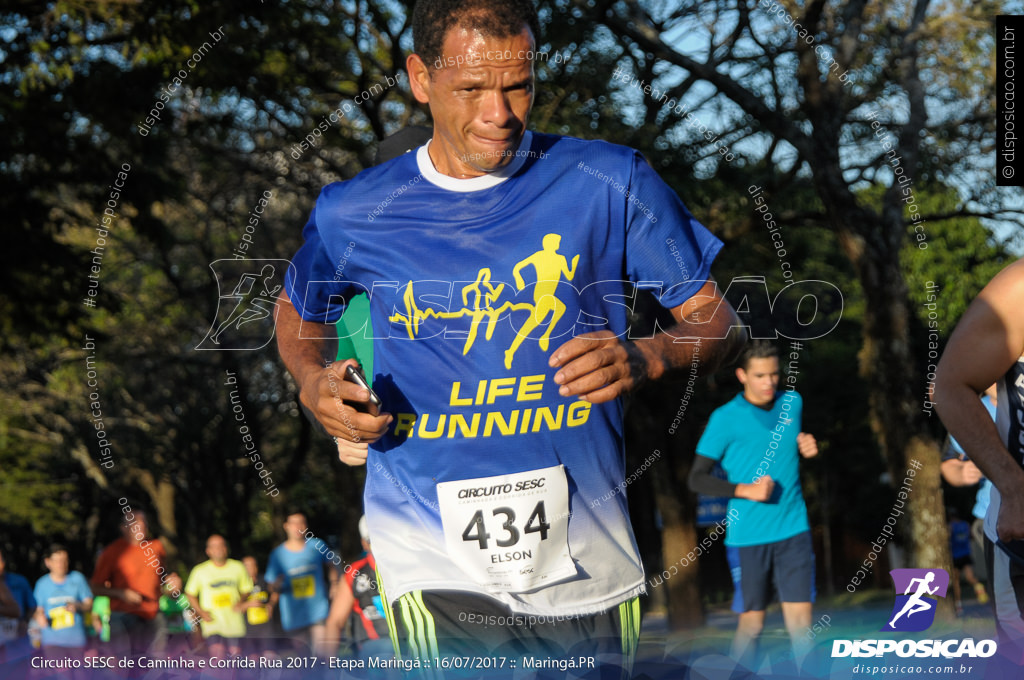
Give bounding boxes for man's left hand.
[797,432,818,458]
[336,438,369,467]
[549,331,648,404]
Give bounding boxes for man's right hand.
[997,492,1024,543]
[299,358,392,444]
[736,476,775,502]
[336,438,370,467]
[121,588,144,605]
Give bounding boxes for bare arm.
[186,593,212,622]
[935,259,1024,542]
[275,288,391,444]
[550,279,746,403]
[325,579,355,643]
[90,584,143,605]
[33,606,47,629]
[325,562,340,598]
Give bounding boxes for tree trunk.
[134,469,180,562]
[651,470,705,630]
[823,202,952,607]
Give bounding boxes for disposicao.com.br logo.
[832,568,997,659]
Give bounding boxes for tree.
[580,0,1021,611]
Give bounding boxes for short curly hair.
[412,0,540,70]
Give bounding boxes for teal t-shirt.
[696,390,809,547]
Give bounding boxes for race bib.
[212,592,232,609]
[291,575,315,599]
[48,607,75,631]
[437,465,576,592]
[247,605,269,626]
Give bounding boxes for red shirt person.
[91,503,181,655]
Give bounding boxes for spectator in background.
[689,341,819,671]
[324,516,391,660]
[265,512,339,656]
[948,509,985,615]
[32,544,93,668]
[157,573,194,655]
[91,505,181,657]
[184,535,252,658]
[239,555,277,659]
[0,547,36,667]
[941,383,997,596]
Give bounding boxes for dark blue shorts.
[731,531,815,612]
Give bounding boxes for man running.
[33,544,94,671]
[0,548,36,668]
[264,512,339,656]
[688,341,818,668]
[936,258,1024,667]
[239,555,277,658]
[324,516,391,660]
[275,0,744,669]
[184,534,252,657]
[91,505,181,657]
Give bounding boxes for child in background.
[240,556,278,659]
[949,508,986,615]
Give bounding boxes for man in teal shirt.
[689,341,818,668]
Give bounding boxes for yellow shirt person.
[184,536,253,643]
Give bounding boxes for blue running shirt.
[285,131,722,616]
[696,391,810,547]
[33,571,92,648]
[264,540,333,631]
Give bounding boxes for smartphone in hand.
[344,364,382,416]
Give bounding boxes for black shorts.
[953,555,973,570]
[734,531,815,612]
[386,590,640,679]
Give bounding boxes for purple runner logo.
[882,568,949,632]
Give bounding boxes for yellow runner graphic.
[507,234,579,368]
[388,234,580,370]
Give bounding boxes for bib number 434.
[462,502,550,549]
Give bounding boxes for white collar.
[416,131,533,192]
